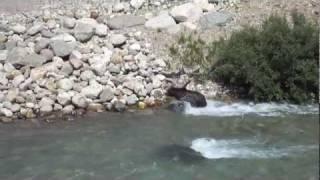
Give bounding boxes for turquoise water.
[0,102,318,180]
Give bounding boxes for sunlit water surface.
[0,101,318,180]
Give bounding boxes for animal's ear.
[182,80,191,89]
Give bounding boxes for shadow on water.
[154,144,206,165]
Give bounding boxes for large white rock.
[145,12,176,30]
[130,0,145,9]
[80,81,104,99]
[170,3,203,23]
[57,78,73,90]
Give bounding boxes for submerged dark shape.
[167,100,186,113]
[155,144,205,164]
[166,80,207,107]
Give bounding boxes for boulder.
[99,87,114,102]
[74,21,95,42]
[107,15,145,30]
[170,3,203,23]
[72,94,88,108]
[199,11,232,29]
[145,12,176,30]
[7,48,46,67]
[50,40,76,57]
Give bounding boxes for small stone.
[145,12,176,30]
[113,3,125,12]
[74,21,95,42]
[70,58,83,69]
[129,43,141,52]
[70,50,82,60]
[0,50,8,61]
[138,101,146,109]
[127,94,138,105]
[57,78,73,90]
[54,103,63,111]
[95,24,108,37]
[130,0,145,9]
[60,62,73,76]
[80,70,95,81]
[107,15,145,30]
[40,105,53,114]
[80,81,103,99]
[12,74,25,87]
[110,34,127,47]
[170,3,203,23]
[40,49,54,61]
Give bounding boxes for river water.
[0,101,318,180]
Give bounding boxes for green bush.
[170,12,319,103]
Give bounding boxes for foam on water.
[184,100,318,117]
[190,138,318,159]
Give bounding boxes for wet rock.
[170,3,203,23]
[40,105,53,114]
[107,15,145,30]
[167,100,186,113]
[113,100,126,112]
[87,103,104,112]
[62,104,75,114]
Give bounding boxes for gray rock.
[50,40,76,57]
[80,70,95,81]
[110,34,127,47]
[12,74,25,87]
[95,24,108,37]
[151,88,165,100]
[39,104,54,114]
[127,94,138,105]
[54,103,63,111]
[11,24,26,34]
[27,24,43,35]
[74,22,95,42]
[72,93,88,108]
[0,50,8,61]
[7,48,46,67]
[0,72,8,85]
[199,11,232,29]
[0,108,13,117]
[107,15,145,30]
[63,17,76,29]
[35,38,50,53]
[87,103,104,112]
[70,50,82,60]
[70,58,83,69]
[9,103,20,113]
[39,97,55,107]
[80,81,103,99]
[99,87,114,102]
[130,0,145,9]
[167,100,186,113]
[62,104,74,114]
[113,100,126,112]
[145,12,176,30]
[40,49,54,61]
[57,78,73,90]
[60,62,73,76]
[57,92,71,105]
[170,3,203,23]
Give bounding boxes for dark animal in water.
[155,144,205,164]
[166,81,207,107]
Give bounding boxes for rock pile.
[0,0,236,121]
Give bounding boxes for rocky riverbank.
[0,0,234,122]
[0,0,318,122]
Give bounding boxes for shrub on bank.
[170,12,319,103]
